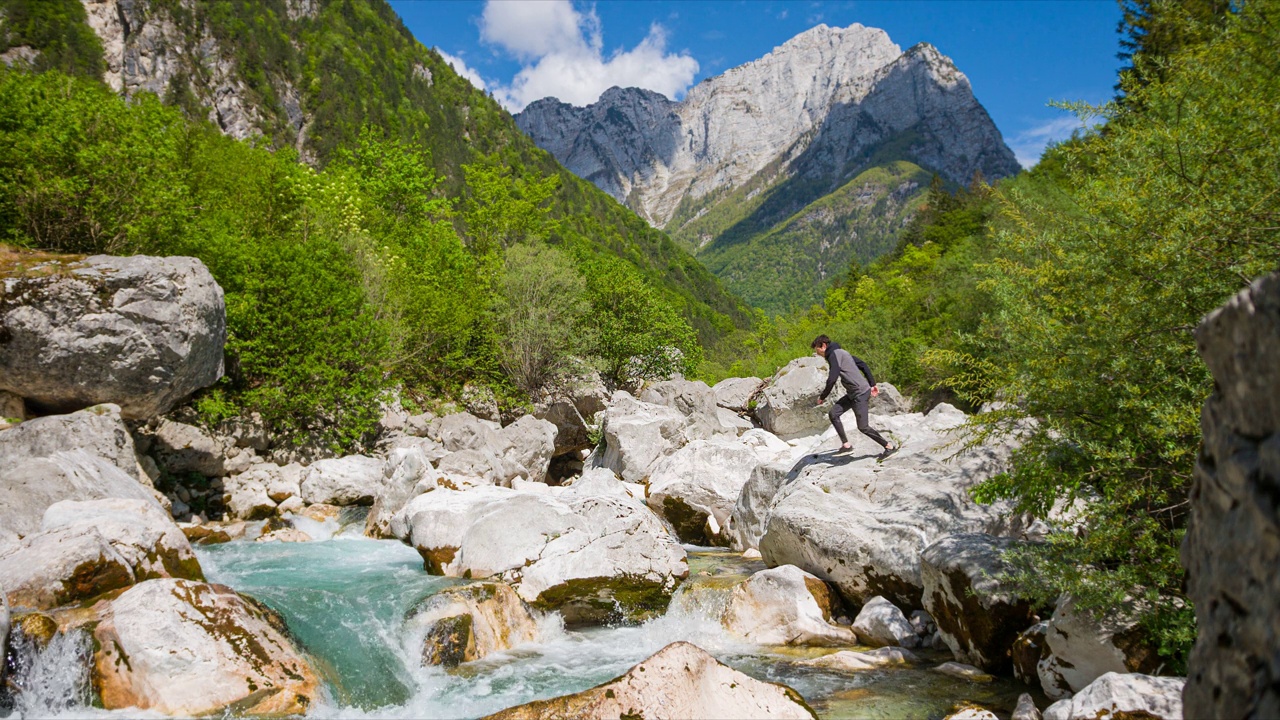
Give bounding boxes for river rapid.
[7,512,1032,719]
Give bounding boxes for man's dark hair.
[811,335,831,349]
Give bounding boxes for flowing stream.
[6,513,1034,719]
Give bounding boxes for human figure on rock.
[811,335,897,457]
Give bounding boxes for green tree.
[946,0,1280,670]
[494,243,590,395]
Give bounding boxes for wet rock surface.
[91,578,320,716]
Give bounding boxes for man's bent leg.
[853,391,890,447]
[829,394,856,444]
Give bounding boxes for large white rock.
[498,415,557,483]
[0,525,135,610]
[485,641,816,719]
[758,403,1024,609]
[41,498,202,583]
[2,498,204,611]
[921,533,1037,672]
[436,448,523,487]
[392,487,688,625]
[1037,597,1160,699]
[712,377,765,411]
[756,357,836,437]
[597,391,692,482]
[300,455,385,506]
[429,412,509,454]
[0,254,225,419]
[365,446,432,538]
[853,596,918,648]
[91,579,320,716]
[640,379,728,441]
[221,471,277,520]
[0,405,160,537]
[720,565,854,646]
[645,437,771,545]
[405,581,540,667]
[1043,672,1184,720]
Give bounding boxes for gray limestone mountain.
[515,24,1020,312]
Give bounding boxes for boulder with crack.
[391,487,688,625]
[720,565,854,646]
[921,533,1037,672]
[0,254,225,419]
[646,437,777,545]
[640,379,728,441]
[755,357,835,437]
[712,377,765,412]
[0,405,162,538]
[405,581,540,667]
[482,641,816,719]
[91,578,320,716]
[758,403,1024,609]
[597,391,693,482]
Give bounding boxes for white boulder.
[921,533,1037,672]
[300,455,385,506]
[758,403,1024,609]
[646,437,772,545]
[91,579,320,715]
[405,581,540,666]
[0,254,225,419]
[392,487,688,625]
[1037,597,1160,699]
[597,391,691,482]
[720,565,854,646]
[853,596,918,648]
[712,376,765,411]
[755,357,835,437]
[0,406,160,537]
[484,641,816,720]
[1043,672,1184,720]
[799,646,918,672]
[498,415,558,482]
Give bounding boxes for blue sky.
[388,1,1123,168]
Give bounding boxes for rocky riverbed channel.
[1,252,1235,719]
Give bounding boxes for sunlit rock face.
[516,24,1019,228]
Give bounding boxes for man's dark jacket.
[819,342,875,401]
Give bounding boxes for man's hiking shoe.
[833,444,853,455]
[878,444,900,462]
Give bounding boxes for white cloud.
[1010,115,1087,169]
[479,0,699,112]
[436,50,487,92]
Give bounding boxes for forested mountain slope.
[0,0,750,337]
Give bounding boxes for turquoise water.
[189,538,1034,719]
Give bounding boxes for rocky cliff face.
[81,0,312,156]
[515,24,1019,230]
[1183,272,1280,719]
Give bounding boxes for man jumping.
[811,335,897,457]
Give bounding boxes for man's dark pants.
[829,390,889,447]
